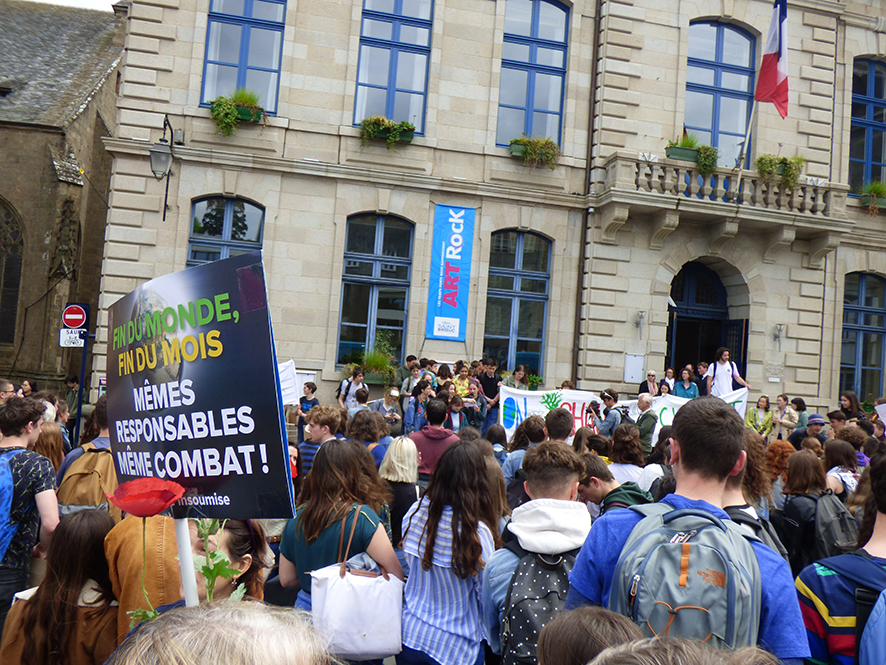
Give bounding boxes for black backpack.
[724,506,789,562]
[335,379,352,400]
[614,405,635,426]
[506,468,531,512]
[500,540,581,665]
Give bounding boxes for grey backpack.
[812,490,859,560]
[500,540,580,665]
[608,503,762,649]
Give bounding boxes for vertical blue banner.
[425,204,475,341]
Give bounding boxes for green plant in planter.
[359,115,415,150]
[666,133,700,149]
[508,134,560,170]
[755,155,805,191]
[695,144,719,177]
[862,180,886,216]
[527,374,543,389]
[209,88,264,135]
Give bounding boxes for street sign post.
[59,328,86,347]
[62,304,88,329]
[60,302,92,445]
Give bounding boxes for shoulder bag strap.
[338,504,364,579]
[336,510,349,562]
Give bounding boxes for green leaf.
[229,584,247,601]
[128,607,160,629]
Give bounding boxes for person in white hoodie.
[481,441,592,658]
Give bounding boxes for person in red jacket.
[409,399,459,488]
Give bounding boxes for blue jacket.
[404,397,428,434]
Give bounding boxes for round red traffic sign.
[62,304,87,329]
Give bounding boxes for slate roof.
[0,0,123,127]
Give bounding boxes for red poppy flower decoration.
[107,478,186,518]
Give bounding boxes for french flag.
[754,0,789,118]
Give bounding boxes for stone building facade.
[95,0,886,411]
[0,0,125,392]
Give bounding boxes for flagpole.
[732,97,759,203]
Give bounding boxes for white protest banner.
[498,385,748,442]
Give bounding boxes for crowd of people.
[2,352,886,665]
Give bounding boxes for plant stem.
[141,517,155,613]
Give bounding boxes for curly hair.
[765,439,794,483]
[610,424,644,466]
[739,430,772,505]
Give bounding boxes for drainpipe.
[572,0,605,385]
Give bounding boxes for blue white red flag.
[754,0,789,118]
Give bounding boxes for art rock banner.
[425,204,475,341]
[498,385,748,442]
[106,251,295,519]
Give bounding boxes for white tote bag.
[310,506,404,660]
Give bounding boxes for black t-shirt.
[478,372,502,403]
[787,428,827,450]
[387,481,420,545]
[0,448,56,571]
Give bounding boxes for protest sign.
[106,251,294,519]
[498,385,748,442]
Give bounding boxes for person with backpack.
[336,366,366,411]
[0,397,59,635]
[597,389,622,438]
[704,347,751,397]
[607,424,645,485]
[56,396,121,522]
[481,441,591,663]
[566,396,808,661]
[501,415,547,487]
[795,451,886,665]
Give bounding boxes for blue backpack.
[0,448,28,562]
[860,586,886,665]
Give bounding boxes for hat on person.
[389,389,400,397]
[807,414,826,425]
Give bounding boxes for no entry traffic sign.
[62,304,87,329]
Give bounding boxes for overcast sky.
[26,0,116,11]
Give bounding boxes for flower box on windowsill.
[364,371,395,386]
[509,142,526,158]
[665,146,700,162]
[236,105,263,123]
[372,128,414,144]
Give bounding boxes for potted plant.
[695,144,719,178]
[861,181,886,216]
[665,132,700,161]
[508,134,560,170]
[527,374,543,391]
[209,88,264,136]
[755,154,805,191]
[359,115,415,149]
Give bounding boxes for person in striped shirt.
[795,452,886,664]
[399,441,498,665]
[298,405,339,475]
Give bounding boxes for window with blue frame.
[841,272,886,400]
[354,0,433,134]
[338,215,413,366]
[187,198,264,267]
[200,0,286,114]
[849,59,886,194]
[685,22,755,168]
[496,0,568,146]
[483,231,550,375]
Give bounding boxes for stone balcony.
[595,151,854,267]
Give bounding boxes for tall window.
[188,198,264,266]
[0,201,23,344]
[841,272,886,399]
[849,59,886,194]
[685,22,755,167]
[496,0,568,146]
[200,0,286,114]
[338,215,413,365]
[483,231,550,375]
[354,0,433,134]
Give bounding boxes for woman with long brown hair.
[32,422,65,473]
[780,450,828,575]
[278,440,402,615]
[399,441,497,665]
[824,439,859,503]
[0,510,117,665]
[501,415,546,486]
[608,423,645,485]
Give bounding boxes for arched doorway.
[666,261,748,377]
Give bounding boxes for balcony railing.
[602,151,848,219]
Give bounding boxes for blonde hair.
[378,436,419,484]
[107,602,334,665]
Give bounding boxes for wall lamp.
[635,311,646,338]
[148,115,184,220]
[774,323,785,351]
